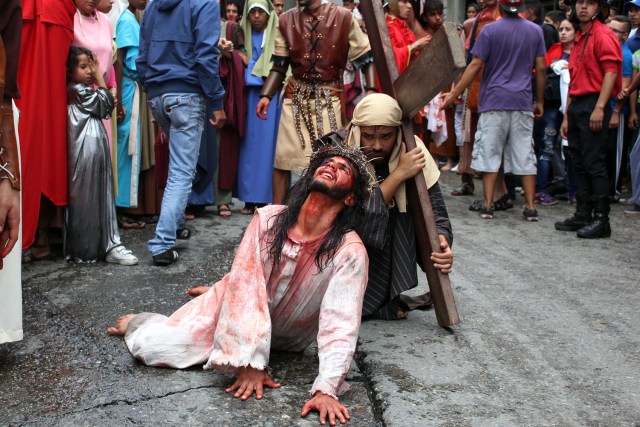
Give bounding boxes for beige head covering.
[345,94,440,213]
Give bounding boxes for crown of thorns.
[309,139,376,199]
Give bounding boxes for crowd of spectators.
[4,0,639,264]
[447,0,639,234]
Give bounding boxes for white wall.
[444,0,466,24]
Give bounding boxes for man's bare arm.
[0,35,20,268]
[256,69,286,120]
[533,56,546,118]
[378,143,426,205]
[441,56,484,110]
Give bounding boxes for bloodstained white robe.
[124,205,368,399]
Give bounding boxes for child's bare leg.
[106,314,136,336]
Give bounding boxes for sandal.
[494,194,514,211]
[470,195,513,212]
[22,247,54,264]
[241,203,256,215]
[22,249,36,264]
[451,184,474,196]
[217,204,232,218]
[468,199,483,211]
[22,227,55,263]
[118,216,145,229]
[139,215,159,224]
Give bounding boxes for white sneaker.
[106,245,139,266]
[451,164,459,172]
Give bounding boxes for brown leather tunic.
[278,3,354,83]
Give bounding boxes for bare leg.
[29,196,56,258]
[482,172,499,207]
[272,168,290,205]
[521,175,536,210]
[106,314,136,336]
[440,157,453,171]
[492,169,506,202]
[186,286,210,297]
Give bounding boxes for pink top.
[124,205,369,399]
[73,10,116,89]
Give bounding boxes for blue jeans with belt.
[147,92,205,256]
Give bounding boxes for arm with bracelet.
[0,34,21,268]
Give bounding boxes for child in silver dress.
[65,46,137,265]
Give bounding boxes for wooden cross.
[360,1,465,327]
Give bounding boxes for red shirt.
[387,15,416,75]
[568,20,622,97]
[546,42,564,66]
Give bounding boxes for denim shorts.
[471,110,537,175]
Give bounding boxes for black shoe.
[577,215,611,238]
[555,192,593,231]
[554,214,591,231]
[523,206,539,222]
[478,205,494,219]
[577,196,611,238]
[153,249,179,266]
[176,228,191,240]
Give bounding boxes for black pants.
[567,94,612,197]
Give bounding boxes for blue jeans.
[147,93,205,255]
[535,106,563,192]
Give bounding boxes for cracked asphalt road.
[1,172,639,426]
[1,209,376,427]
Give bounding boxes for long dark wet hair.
[264,147,372,272]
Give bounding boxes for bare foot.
[440,158,453,172]
[106,314,136,336]
[186,286,210,297]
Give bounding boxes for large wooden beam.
[394,23,467,119]
[360,0,459,326]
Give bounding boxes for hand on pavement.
[225,366,281,400]
[300,393,350,426]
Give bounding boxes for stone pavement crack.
[68,384,217,413]
[354,349,386,427]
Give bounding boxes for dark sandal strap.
[176,228,191,239]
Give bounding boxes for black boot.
[555,192,593,231]
[577,196,611,238]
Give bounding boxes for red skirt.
[16,18,73,248]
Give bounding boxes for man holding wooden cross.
[337,94,455,320]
